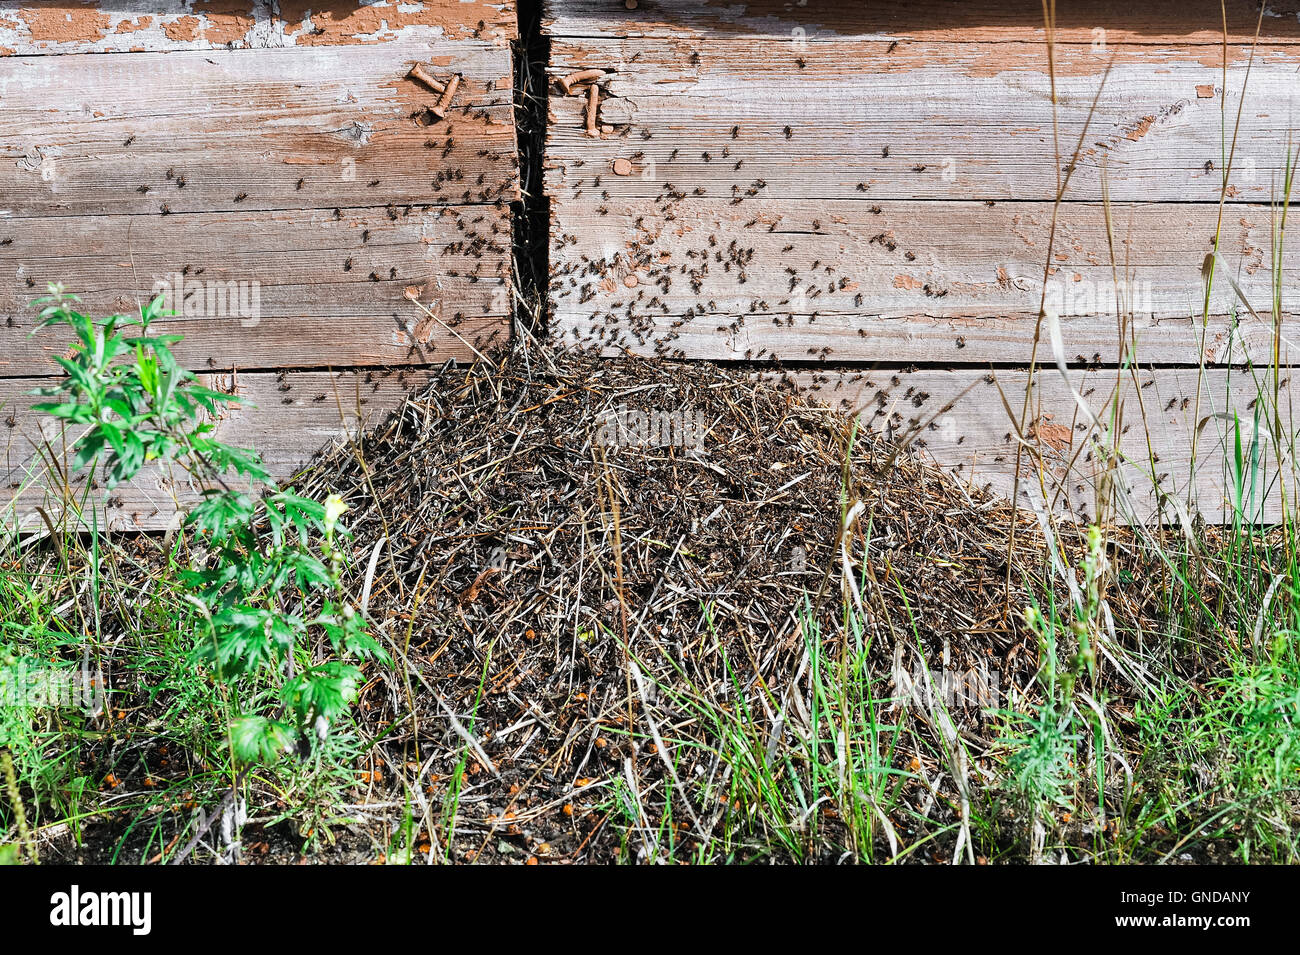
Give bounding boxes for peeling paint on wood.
[278,0,515,47]
[0,1,515,55]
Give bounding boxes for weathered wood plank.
[7,362,1288,529]
[1,367,434,531]
[0,0,279,54]
[550,197,1291,364]
[545,0,1300,45]
[540,2,1300,525]
[0,1,515,56]
[276,0,516,46]
[0,3,520,530]
[0,204,511,374]
[545,38,1298,203]
[1,38,517,217]
[792,365,1296,523]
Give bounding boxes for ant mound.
[294,346,1038,860]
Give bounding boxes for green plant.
[997,601,1082,815]
[994,529,1107,859]
[31,287,385,763]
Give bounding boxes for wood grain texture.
[7,362,1290,528]
[275,0,516,46]
[1,38,517,217]
[791,365,1297,523]
[546,38,1298,204]
[0,1,515,56]
[0,204,511,374]
[544,5,1300,523]
[544,29,1300,372]
[0,4,520,528]
[1,366,436,530]
[550,197,1293,364]
[545,0,1300,45]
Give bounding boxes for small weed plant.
[24,288,382,763]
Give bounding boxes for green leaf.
[184,385,244,407]
[199,605,298,676]
[281,662,362,725]
[316,602,387,662]
[31,401,93,424]
[229,715,296,764]
[186,490,257,539]
[141,293,175,326]
[136,348,159,396]
[99,421,126,457]
[71,432,107,471]
[279,548,332,591]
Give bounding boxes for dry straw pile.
[294,345,1046,861]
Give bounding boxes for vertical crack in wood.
[512,0,551,338]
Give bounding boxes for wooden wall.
[1,2,517,529]
[7,1,1300,530]
[543,0,1300,522]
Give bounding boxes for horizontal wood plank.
[0,1,515,55]
[1,366,436,530]
[277,0,516,46]
[1,204,511,374]
[7,362,1290,528]
[1,38,517,217]
[546,39,1298,203]
[545,0,1300,45]
[550,197,1292,364]
[792,365,1295,523]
